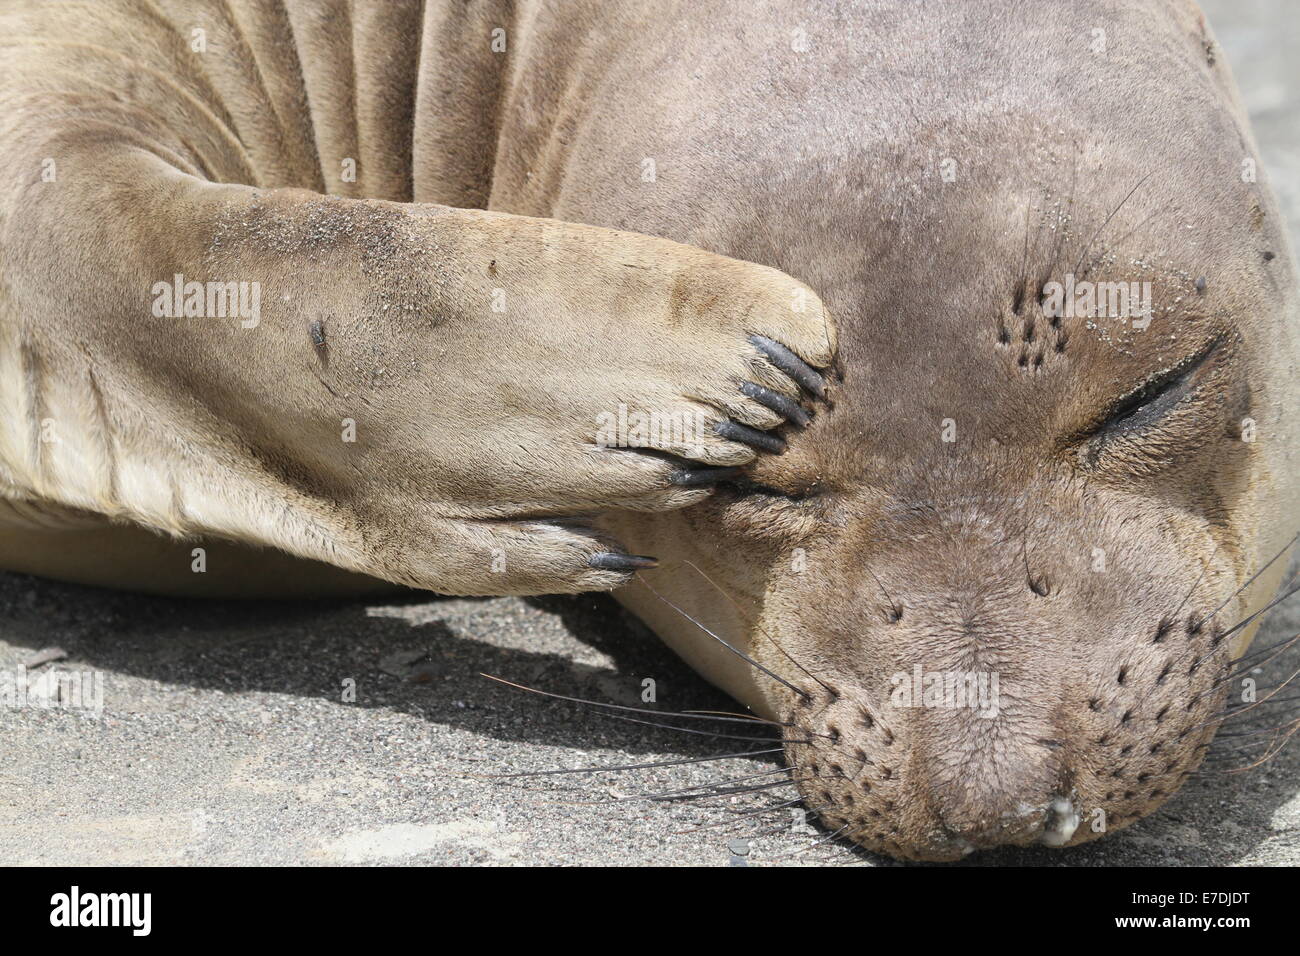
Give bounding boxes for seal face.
[580,2,1300,859]
[610,228,1283,859]
[608,212,1293,859]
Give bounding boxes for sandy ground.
[2,0,1298,867]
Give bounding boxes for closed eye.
[1091,335,1223,438]
[718,476,817,503]
[733,480,812,501]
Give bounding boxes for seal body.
[1,0,1296,860]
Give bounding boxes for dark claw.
[749,334,826,398]
[714,419,786,454]
[670,466,743,487]
[588,552,659,571]
[739,381,812,427]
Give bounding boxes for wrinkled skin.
[1,0,1297,861]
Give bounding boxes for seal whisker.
[480,748,787,780]
[625,766,795,803]
[1213,718,1300,740]
[672,558,837,696]
[1106,197,1179,254]
[533,768,794,807]
[1223,692,1300,715]
[772,822,853,860]
[1208,662,1300,729]
[1190,576,1300,678]
[478,673,789,726]
[1228,630,1300,668]
[1192,578,1300,675]
[679,806,837,844]
[552,778,802,810]
[1191,532,1300,632]
[1221,724,1300,773]
[673,798,809,834]
[1209,630,1300,688]
[636,576,813,699]
[604,712,802,743]
[540,778,797,808]
[662,779,801,803]
[1214,576,1300,643]
[1042,151,1079,283]
[1171,540,1220,622]
[863,562,903,622]
[1072,169,1156,276]
[680,708,782,722]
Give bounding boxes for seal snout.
[784,680,1099,860]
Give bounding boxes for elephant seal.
[0,0,1296,861]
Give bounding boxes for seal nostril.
[1028,575,1050,596]
[1040,796,1080,847]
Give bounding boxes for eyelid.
[723,478,815,502]
[1093,335,1223,435]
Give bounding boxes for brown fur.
[0,0,1296,860]
[0,0,833,596]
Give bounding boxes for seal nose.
[925,792,1079,855]
[1040,796,1080,847]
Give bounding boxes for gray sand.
[1,0,1297,866]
